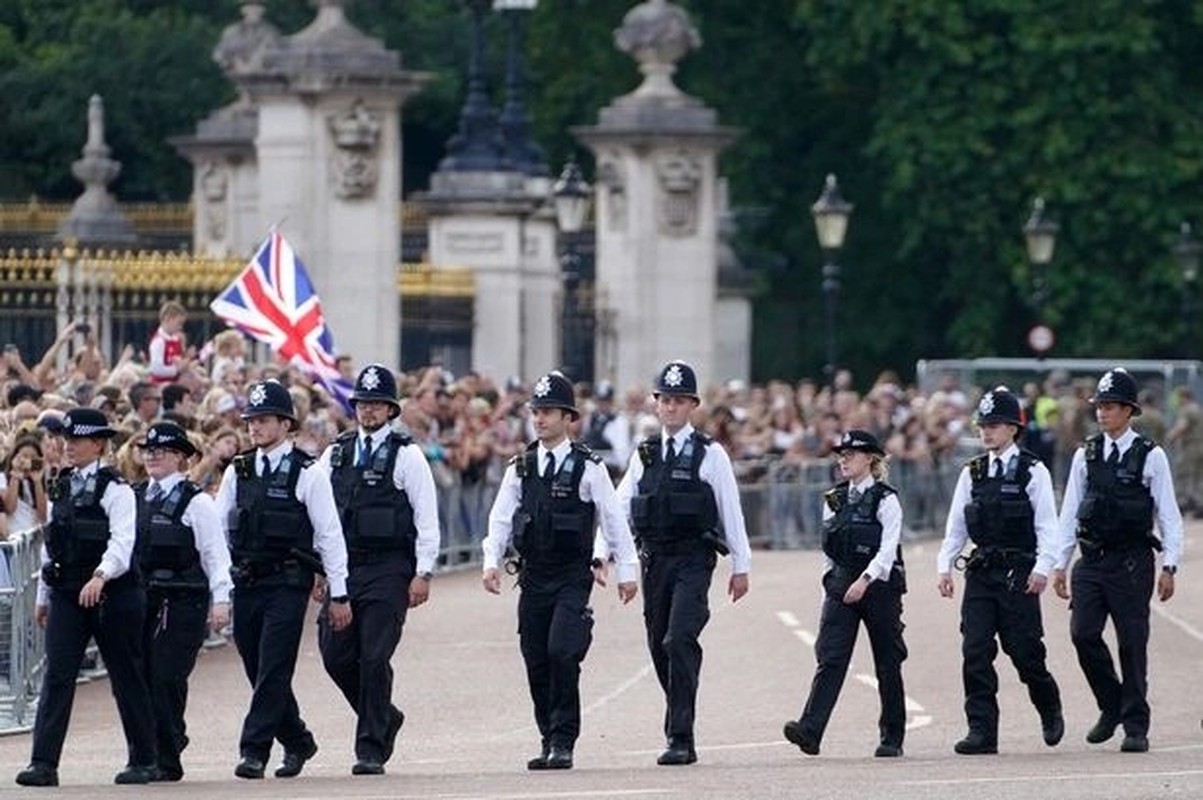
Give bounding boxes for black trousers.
[143,589,208,774]
[32,579,157,769]
[318,558,411,762]
[642,546,715,746]
[1069,548,1155,736]
[517,563,594,750]
[960,567,1061,738]
[232,582,314,761]
[798,571,907,747]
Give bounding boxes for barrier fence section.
[0,527,46,734]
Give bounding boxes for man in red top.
[149,301,191,385]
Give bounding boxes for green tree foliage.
[3,1,1203,377]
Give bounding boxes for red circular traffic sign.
[1028,324,1055,353]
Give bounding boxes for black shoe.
[351,758,385,776]
[783,720,820,756]
[15,763,58,787]
[527,743,551,771]
[1042,712,1065,747]
[1086,712,1120,744]
[954,732,998,755]
[151,764,183,782]
[1121,734,1149,753]
[114,764,157,785]
[544,746,573,770]
[234,756,265,780]
[656,743,698,766]
[874,743,904,757]
[275,740,318,778]
[382,709,405,763]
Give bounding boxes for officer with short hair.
[1052,368,1183,753]
[482,370,638,771]
[214,379,352,780]
[615,360,752,766]
[317,364,441,776]
[937,386,1064,755]
[135,421,232,782]
[17,408,158,787]
[784,430,907,758]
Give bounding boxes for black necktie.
[1107,444,1121,466]
[544,451,556,481]
[993,458,1004,479]
[359,437,373,468]
[848,486,862,504]
[261,454,272,477]
[665,437,677,463]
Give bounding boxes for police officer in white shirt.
[482,371,638,771]
[214,380,351,780]
[1051,368,1183,753]
[135,421,232,782]
[615,360,752,767]
[937,386,1064,756]
[317,364,442,775]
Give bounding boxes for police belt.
[1079,534,1161,560]
[230,558,312,585]
[347,548,409,568]
[962,547,1036,572]
[145,568,209,594]
[638,537,712,557]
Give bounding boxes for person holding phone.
[3,436,49,536]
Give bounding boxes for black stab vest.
[963,451,1039,554]
[137,479,208,592]
[822,482,901,574]
[329,431,418,558]
[1077,434,1156,549]
[229,449,316,566]
[45,466,122,588]
[512,442,597,566]
[631,432,719,545]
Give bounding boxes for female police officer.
[783,430,907,758]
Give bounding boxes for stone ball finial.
[613,0,701,98]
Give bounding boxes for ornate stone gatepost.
[574,0,741,391]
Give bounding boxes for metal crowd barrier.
[0,527,46,734]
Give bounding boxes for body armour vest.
[631,432,719,546]
[329,431,418,557]
[512,442,597,565]
[229,450,316,566]
[963,451,1039,553]
[1077,434,1156,549]
[45,466,121,587]
[582,411,615,452]
[137,480,207,591]
[822,482,901,574]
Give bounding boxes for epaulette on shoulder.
[572,441,603,464]
[390,430,414,447]
[876,481,899,496]
[335,430,358,444]
[294,450,316,468]
[97,465,125,485]
[692,430,713,446]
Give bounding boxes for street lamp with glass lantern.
[553,159,594,379]
[811,173,852,388]
[1022,196,1058,354]
[1174,221,1201,356]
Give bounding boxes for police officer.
[482,370,638,771]
[214,379,352,779]
[1052,368,1183,753]
[16,408,158,787]
[615,360,752,766]
[135,421,232,781]
[581,381,631,478]
[937,386,1064,755]
[317,364,441,775]
[784,430,907,758]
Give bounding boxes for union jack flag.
[210,231,353,411]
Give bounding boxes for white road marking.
[777,610,800,627]
[1151,602,1203,643]
[350,792,676,800]
[854,673,933,730]
[903,768,1203,786]
[581,663,654,716]
[795,629,816,646]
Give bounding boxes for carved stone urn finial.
[613,0,701,99]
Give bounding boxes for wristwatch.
[1163,565,1178,576]
[330,595,349,604]
[590,558,605,570]
[417,571,433,581]
[92,568,106,580]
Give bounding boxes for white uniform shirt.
[317,427,443,576]
[483,438,639,584]
[214,439,349,598]
[820,475,903,583]
[612,423,753,576]
[38,459,137,606]
[146,471,234,604]
[937,444,1061,577]
[1054,428,1183,571]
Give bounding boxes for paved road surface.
[4,528,1203,799]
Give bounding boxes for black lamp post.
[1022,196,1058,312]
[811,174,852,388]
[553,159,593,380]
[1174,221,1201,357]
[494,0,547,176]
[440,0,506,172]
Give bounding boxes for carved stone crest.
[328,100,382,200]
[598,159,628,233]
[657,152,701,237]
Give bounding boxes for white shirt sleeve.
[1054,448,1087,570]
[181,491,234,604]
[595,450,642,562]
[297,464,348,598]
[581,459,638,584]
[937,466,973,574]
[395,443,443,575]
[1146,445,1184,569]
[97,481,137,581]
[864,490,902,583]
[1027,461,1060,577]
[483,462,522,571]
[699,442,752,575]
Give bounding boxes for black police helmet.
[528,371,579,419]
[241,379,298,429]
[62,407,116,439]
[832,429,885,457]
[138,421,198,457]
[975,385,1025,429]
[1090,368,1142,416]
[350,363,401,418]
[653,360,699,401]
